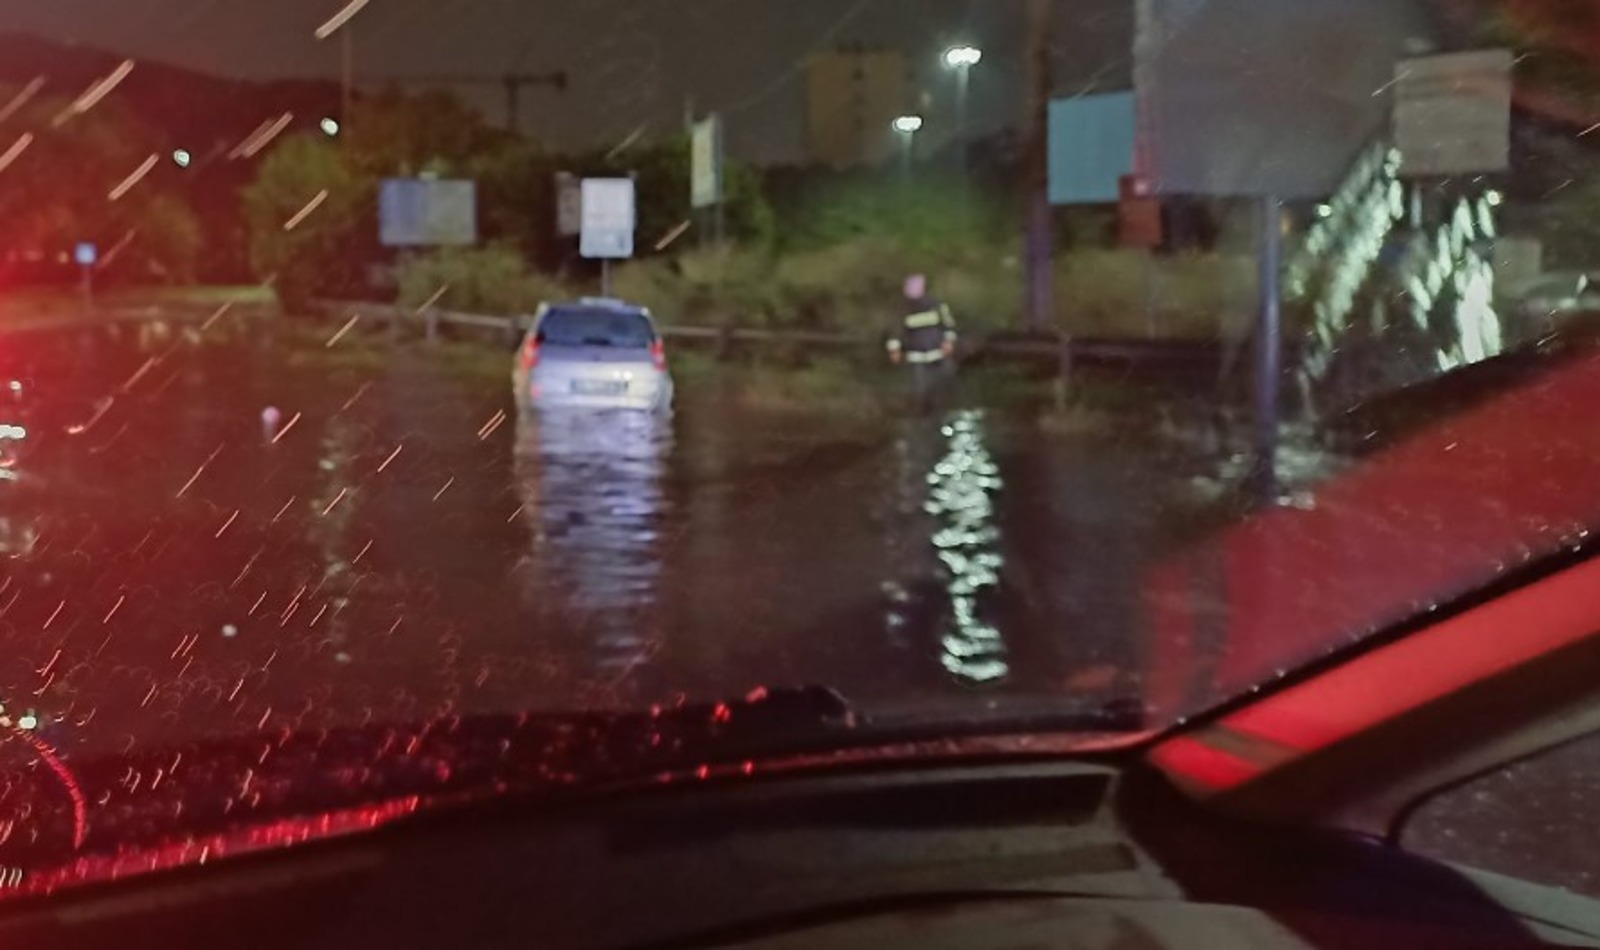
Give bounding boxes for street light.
[944,45,983,69]
[943,45,982,173]
[320,117,341,137]
[892,115,923,177]
[891,115,924,135]
[171,148,192,168]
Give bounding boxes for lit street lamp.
[943,45,982,172]
[891,114,924,135]
[944,45,983,69]
[892,114,923,176]
[320,117,342,137]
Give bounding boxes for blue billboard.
[1048,92,1137,206]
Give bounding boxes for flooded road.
[5,314,1600,903]
[0,317,1213,758]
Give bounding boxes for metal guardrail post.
[1054,333,1074,412]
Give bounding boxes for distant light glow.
[320,117,341,137]
[1486,189,1504,207]
[892,115,924,134]
[1315,203,1332,219]
[0,425,27,440]
[944,46,983,68]
[172,149,191,168]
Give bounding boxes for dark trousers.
[905,358,953,413]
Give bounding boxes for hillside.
[0,31,339,153]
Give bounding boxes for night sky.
[0,1,1133,161]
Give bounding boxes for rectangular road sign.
[691,115,723,209]
[580,177,636,260]
[1394,50,1513,177]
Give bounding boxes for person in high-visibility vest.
[885,273,958,411]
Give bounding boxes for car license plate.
[571,379,626,396]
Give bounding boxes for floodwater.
[0,317,1212,759]
[2,315,1598,902]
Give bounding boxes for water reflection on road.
[512,410,670,692]
[929,411,1009,684]
[881,411,1010,686]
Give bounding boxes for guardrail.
[318,300,1230,384]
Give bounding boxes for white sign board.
[379,178,478,247]
[1394,50,1513,177]
[580,177,636,260]
[691,115,723,209]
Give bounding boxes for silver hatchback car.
[512,299,674,413]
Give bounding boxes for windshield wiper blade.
[0,687,863,870]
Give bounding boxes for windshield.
[0,0,1596,881]
[537,307,655,348]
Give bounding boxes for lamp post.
[943,45,982,172]
[892,114,923,178]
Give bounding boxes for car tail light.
[651,339,667,372]
[519,337,541,371]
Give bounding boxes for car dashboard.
[0,758,1594,949]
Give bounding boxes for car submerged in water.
[512,299,674,414]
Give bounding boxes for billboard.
[691,115,723,209]
[1394,50,1513,177]
[1048,92,1137,205]
[580,177,636,260]
[1135,0,1437,198]
[379,178,477,247]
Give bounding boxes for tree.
[467,139,561,266]
[576,136,775,253]
[346,88,511,179]
[125,194,205,284]
[0,84,203,283]
[1461,0,1600,116]
[242,134,373,312]
[772,171,1008,258]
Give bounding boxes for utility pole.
[341,25,354,132]
[504,76,521,133]
[1251,194,1284,501]
[1023,0,1054,332]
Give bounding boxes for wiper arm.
[0,687,864,870]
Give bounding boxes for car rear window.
[537,308,655,349]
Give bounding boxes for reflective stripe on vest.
[903,309,944,330]
[905,349,946,364]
